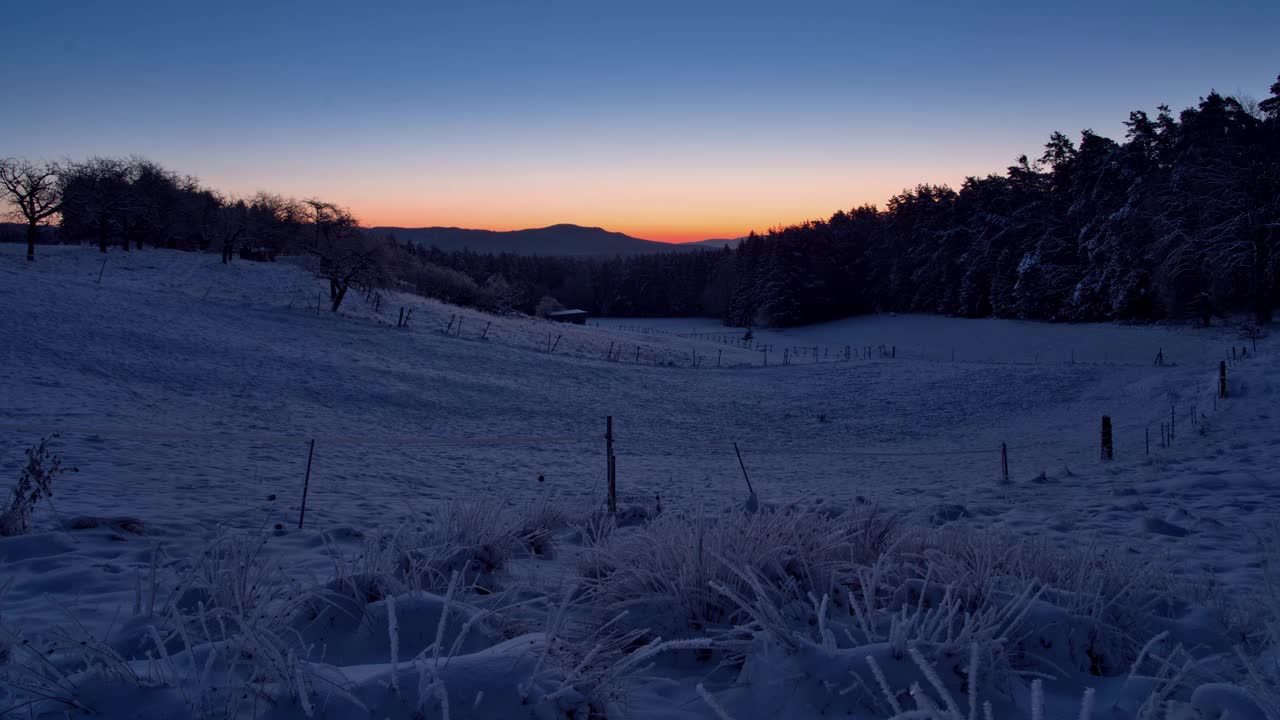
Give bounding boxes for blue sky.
[4,0,1278,240]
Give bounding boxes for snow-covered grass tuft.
[2,491,1273,718]
[580,503,897,640]
[1229,528,1280,718]
[575,503,1250,718]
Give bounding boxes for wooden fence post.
[298,439,316,529]
[606,416,616,514]
[1219,361,1227,398]
[1101,416,1113,462]
[733,441,756,498]
[1001,442,1009,483]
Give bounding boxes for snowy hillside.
[2,245,1278,719]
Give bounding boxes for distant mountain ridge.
[367,223,734,256]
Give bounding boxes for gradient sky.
[4,1,1278,242]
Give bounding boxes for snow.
[1,245,1277,718]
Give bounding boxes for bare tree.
[247,192,305,255]
[59,157,133,253]
[0,158,61,261]
[303,200,388,312]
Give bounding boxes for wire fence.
[604,322,1238,369]
[1,339,1261,535]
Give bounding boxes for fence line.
[0,423,600,448]
[1,340,1261,519]
[607,323,1184,369]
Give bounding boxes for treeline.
[718,82,1280,326]
[394,243,728,317]
[4,74,1278,325]
[414,77,1280,326]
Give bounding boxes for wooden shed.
[547,309,590,325]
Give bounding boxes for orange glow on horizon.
[345,189,904,245]
[356,211,750,244]
[251,156,991,248]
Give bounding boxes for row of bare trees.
[0,156,393,312]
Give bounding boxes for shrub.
[1,435,71,537]
[535,295,565,318]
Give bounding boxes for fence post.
[733,441,756,498]
[298,439,316,529]
[1101,416,1113,462]
[1219,361,1227,398]
[606,416,616,514]
[1001,442,1009,483]
[717,349,722,367]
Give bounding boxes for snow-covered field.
[595,315,1236,366]
[2,245,1277,719]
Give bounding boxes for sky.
[3,1,1278,243]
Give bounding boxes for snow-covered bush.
[0,435,70,537]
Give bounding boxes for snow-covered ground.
[595,315,1234,366]
[2,245,1277,719]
